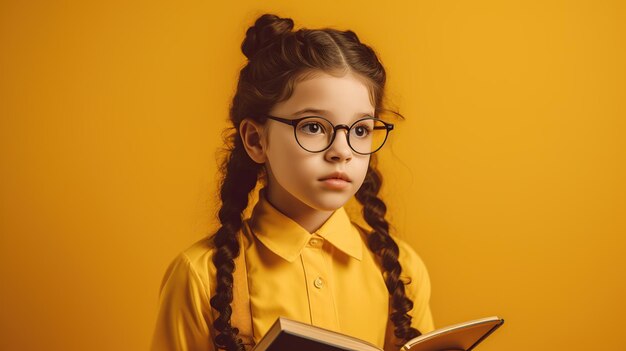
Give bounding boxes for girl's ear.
[240,118,267,164]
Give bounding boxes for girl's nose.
[324,130,353,162]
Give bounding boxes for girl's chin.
[305,193,353,212]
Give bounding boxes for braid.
[355,157,421,345]
[210,135,261,351]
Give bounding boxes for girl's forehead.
[271,71,375,120]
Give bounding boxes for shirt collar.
[248,190,363,263]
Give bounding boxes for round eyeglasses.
[264,114,394,155]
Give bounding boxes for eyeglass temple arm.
[265,115,299,126]
[374,124,394,130]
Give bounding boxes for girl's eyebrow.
[292,108,375,118]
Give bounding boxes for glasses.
[264,114,394,155]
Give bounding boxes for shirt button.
[309,238,320,247]
[313,277,324,289]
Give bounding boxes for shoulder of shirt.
[170,224,252,283]
[393,235,429,284]
[163,234,217,289]
[351,221,429,285]
[159,227,249,305]
[180,235,216,262]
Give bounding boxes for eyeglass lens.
[295,117,388,154]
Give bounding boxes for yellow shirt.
[151,195,434,350]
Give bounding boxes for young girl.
[151,13,434,351]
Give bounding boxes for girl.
[151,13,434,351]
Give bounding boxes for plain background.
[1,0,624,350]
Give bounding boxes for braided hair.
[210,13,420,350]
[356,158,421,344]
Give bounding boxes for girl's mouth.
[318,171,351,182]
[319,177,351,190]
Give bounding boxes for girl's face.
[261,71,373,215]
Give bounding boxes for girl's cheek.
[268,132,302,156]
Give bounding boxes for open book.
[252,316,504,351]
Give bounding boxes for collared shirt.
[151,194,434,350]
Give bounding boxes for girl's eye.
[300,122,326,135]
[351,124,372,138]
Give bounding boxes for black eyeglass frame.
[264,114,394,155]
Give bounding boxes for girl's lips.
[319,172,351,182]
[319,178,351,190]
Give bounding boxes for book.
[251,316,504,351]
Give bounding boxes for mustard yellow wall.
[1,1,624,350]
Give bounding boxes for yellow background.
[1,0,624,350]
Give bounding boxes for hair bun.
[242,14,294,59]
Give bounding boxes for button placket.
[300,235,338,328]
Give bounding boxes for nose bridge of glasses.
[330,124,352,145]
[333,124,351,134]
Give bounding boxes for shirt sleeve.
[395,237,435,335]
[150,253,214,351]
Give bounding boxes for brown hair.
[210,13,421,351]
